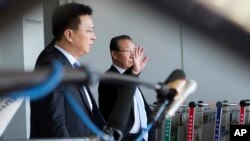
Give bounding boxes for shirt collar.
[54,44,78,66]
[113,64,126,74]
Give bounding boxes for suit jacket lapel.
[52,47,72,68]
[53,47,93,115]
[52,47,94,116]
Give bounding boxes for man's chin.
[79,50,89,57]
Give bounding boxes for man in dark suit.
[98,35,155,141]
[30,3,105,138]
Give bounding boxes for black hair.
[51,3,92,43]
[109,35,133,52]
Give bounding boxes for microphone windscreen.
[164,69,186,84]
[165,80,197,117]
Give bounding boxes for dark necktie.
[73,61,93,112]
[73,62,105,128]
[73,62,80,68]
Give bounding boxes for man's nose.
[92,33,96,40]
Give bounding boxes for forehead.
[117,39,135,49]
[78,15,94,28]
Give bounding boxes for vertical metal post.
[214,101,222,141]
[165,117,171,141]
[187,102,196,141]
[221,100,237,141]
[195,101,210,141]
[245,99,250,124]
[172,105,187,141]
[239,100,246,125]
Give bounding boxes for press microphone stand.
[151,87,177,141]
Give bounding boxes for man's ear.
[111,51,118,59]
[64,29,73,43]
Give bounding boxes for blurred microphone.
[157,69,186,101]
[164,79,197,118]
[164,69,186,84]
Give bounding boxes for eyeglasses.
[70,28,95,34]
[117,49,135,54]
